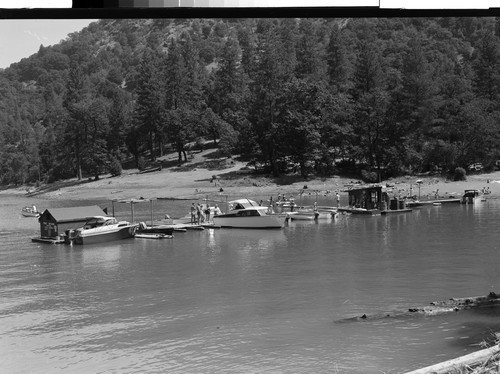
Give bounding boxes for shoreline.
[3,163,500,203]
[3,148,500,202]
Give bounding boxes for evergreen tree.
[326,23,351,92]
[473,30,500,105]
[250,20,288,176]
[163,39,196,163]
[295,18,327,82]
[63,61,88,180]
[274,79,324,177]
[134,49,164,162]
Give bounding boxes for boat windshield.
[84,216,117,228]
[228,200,258,210]
[236,209,262,217]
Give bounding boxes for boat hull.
[22,212,39,218]
[290,212,317,220]
[73,225,136,245]
[21,206,40,217]
[213,215,285,229]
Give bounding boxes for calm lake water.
[2,193,500,373]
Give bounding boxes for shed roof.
[39,205,105,223]
[347,185,383,193]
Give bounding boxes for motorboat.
[212,199,287,228]
[21,205,40,217]
[67,216,137,245]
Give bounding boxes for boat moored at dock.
[213,199,287,228]
[67,216,137,245]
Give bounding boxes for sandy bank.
[4,150,500,202]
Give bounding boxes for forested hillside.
[1,17,500,186]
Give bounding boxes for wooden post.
[131,202,134,223]
[150,199,154,227]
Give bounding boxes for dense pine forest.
[1,17,500,186]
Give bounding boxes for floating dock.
[135,233,173,239]
[32,237,66,244]
[406,198,461,207]
[381,209,412,215]
[337,208,381,215]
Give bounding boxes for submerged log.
[337,292,500,323]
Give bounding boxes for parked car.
[468,163,483,172]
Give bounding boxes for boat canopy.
[463,189,480,198]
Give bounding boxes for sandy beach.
[4,149,500,202]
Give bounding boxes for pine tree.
[134,49,164,162]
[326,23,351,92]
[473,30,500,105]
[63,62,88,180]
[250,20,288,176]
[295,18,326,82]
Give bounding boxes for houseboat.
[338,185,412,215]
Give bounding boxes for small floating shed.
[338,185,385,215]
[33,205,106,243]
[338,185,412,215]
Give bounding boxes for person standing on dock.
[190,203,196,224]
[205,204,211,223]
[196,203,202,224]
[336,192,340,208]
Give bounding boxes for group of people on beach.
[190,202,222,224]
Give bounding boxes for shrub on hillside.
[361,170,379,183]
[454,167,467,181]
[137,156,146,171]
[109,157,122,177]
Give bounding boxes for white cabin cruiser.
[68,216,137,245]
[21,205,40,217]
[213,199,286,228]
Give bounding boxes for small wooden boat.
[21,205,40,217]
